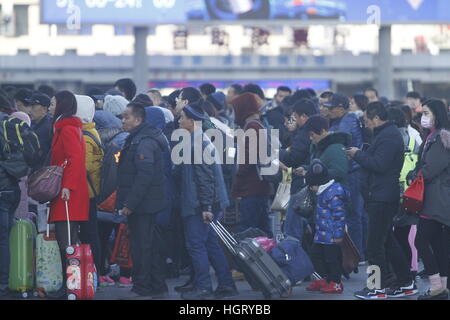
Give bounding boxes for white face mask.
[421,115,434,129]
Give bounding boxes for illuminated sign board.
[41,0,450,25]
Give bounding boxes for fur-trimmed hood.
[439,129,450,150]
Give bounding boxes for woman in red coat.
[49,91,89,252]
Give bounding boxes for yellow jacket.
[83,123,104,199]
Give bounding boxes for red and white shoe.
[320,282,344,294]
[306,279,327,292]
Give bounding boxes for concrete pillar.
[375,25,394,99]
[133,26,148,94]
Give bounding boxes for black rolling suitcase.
[210,220,291,299]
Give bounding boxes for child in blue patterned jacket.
[305,159,350,294]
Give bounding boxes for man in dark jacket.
[0,113,21,298]
[117,102,168,299]
[28,93,53,172]
[175,101,236,300]
[347,102,416,300]
[279,99,317,241]
[326,93,366,261]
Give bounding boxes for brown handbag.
[28,161,66,203]
[341,231,361,274]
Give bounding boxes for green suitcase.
[9,219,36,298]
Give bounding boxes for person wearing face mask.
[408,99,450,300]
[347,102,416,300]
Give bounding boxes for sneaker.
[386,281,418,298]
[99,276,116,287]
[118,277,133,287]
[214,286,239,299]
[320,282,344,294]
[354,287,388,300]
[181,288,214,300]
[306,279,327,292]
[418,288,449,300]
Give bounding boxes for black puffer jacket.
[353,122,404,204]
[280,125,311,194]
[31,114,53,172]
[97,127,129,149]
[116,123,167,214]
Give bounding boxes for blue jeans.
[238,196,271,237]
[0,188,21,288]
[183,213,234,291]
[283,200,304,243]
[347,171,365,261]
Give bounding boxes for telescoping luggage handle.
[209,220,238,255]
[65,200,72,247]
[46,205,50,238]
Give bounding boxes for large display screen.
[41,0,450,24]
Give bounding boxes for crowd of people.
[0,79,449,300]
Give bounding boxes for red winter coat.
[49,117,89,223]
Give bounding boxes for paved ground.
[91,264,433,301]
[3,264,446,301]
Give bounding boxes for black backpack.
[0,117,40,179]
[83,130,121,204]
[2,117,41,167]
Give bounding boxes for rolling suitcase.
[9,219,36,298]
[64,201,97,300]
[210,220,291,299]
[35,207,63,297]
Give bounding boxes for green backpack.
[399,137,418,194]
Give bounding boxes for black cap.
[324,93,350,109]
[25,93,51,108]
[13,88,33,105]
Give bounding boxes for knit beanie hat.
[208,92,226,111]
[305,159,331,186]
[104,95,129,116]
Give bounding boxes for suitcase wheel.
[66,246,75,255]
[68,293,77,300]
